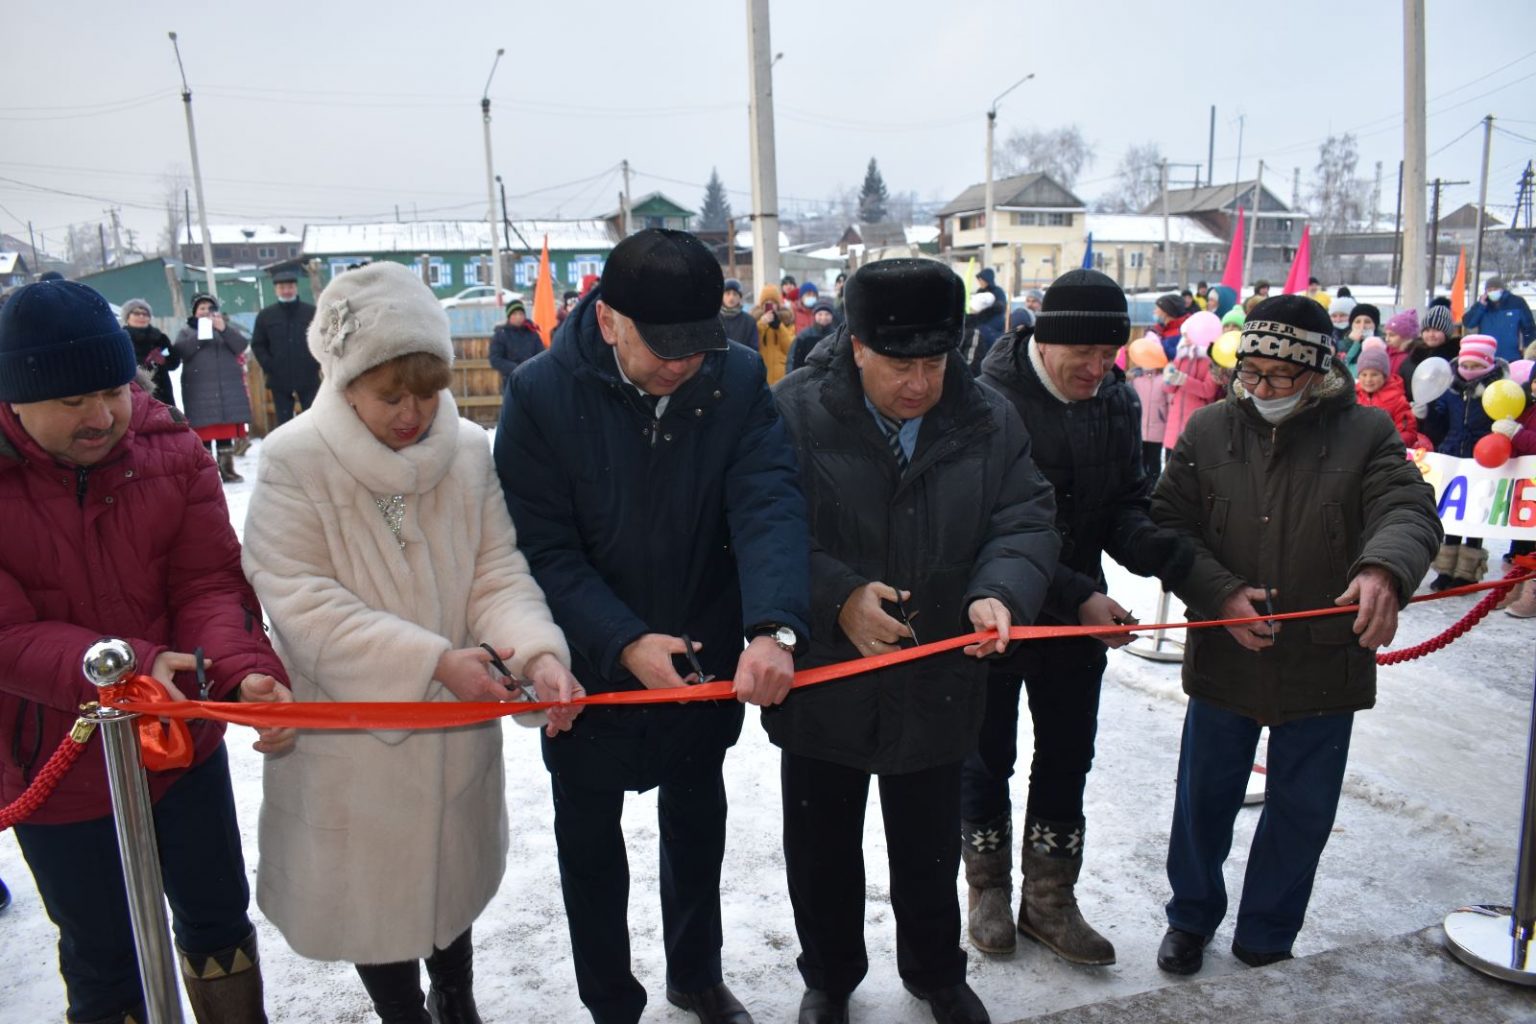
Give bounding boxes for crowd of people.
[0,227,1531,1024]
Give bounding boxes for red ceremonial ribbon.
[99,675,195,770]
[106,568,1536,732]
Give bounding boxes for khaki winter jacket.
[1151,365,1442,724]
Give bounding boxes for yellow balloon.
[1211,330,1240,369]
[1483,379,1526,422]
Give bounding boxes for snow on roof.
[0,252,19,274]
[735,230,792,251]
[905,225,940,245]
[301,220,615,256]
[1084,214,1224,246]
[190,224,301,246]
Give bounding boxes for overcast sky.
[4,0,1535,257]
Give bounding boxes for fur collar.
[309,382,462,497]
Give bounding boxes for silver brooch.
[374,494,406,549]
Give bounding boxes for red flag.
[1282,225,1312,295]
[1451,246,1467,323]
[532,235,557,348]
[1219,207,1247,291]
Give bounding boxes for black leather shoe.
[798,988,850,1024]
[1156,926,1212,975]
[902,980,991,1024]
[666,982,754,1024]
[1231,939,1294,967]
[0,876,10,913]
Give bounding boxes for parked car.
[439,285,522,310]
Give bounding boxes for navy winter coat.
[250,300,320,396]
[172,318,253,429]
[488,322,545,386]
[1464,293,1535,363]
[496,290,811,788]
[1420,362,1505,458]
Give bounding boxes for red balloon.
[1474,432,1513,469]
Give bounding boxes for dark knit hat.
[1034,269,1131,347]
[1155,293,1184,318]
[800,281,819,296]
[1421,305,1454,335]
[722,277,743,296]
[505,299,526,318]
[120,298,153,320]
[0,280,138,403]
[190,292,219,314]
[1350,303,1380,329]
[1238,294,1335,373]
[843,259,964,357]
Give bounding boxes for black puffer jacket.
[172,317,253,429]
[250,300,320,396]
[126,324,179,408]
[1151,365,1442,724]
[980,331,1192,628]
[767,330,1059,774]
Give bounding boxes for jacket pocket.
[1321,502,1349,585]
[1205,496,1231,562]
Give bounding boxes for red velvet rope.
[0,726,89,831]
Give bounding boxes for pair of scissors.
[479,643,537,702]
[679,634,714,683]
[892,593,921,646]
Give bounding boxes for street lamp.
[481,49,505,301]
[984,72,1034,276]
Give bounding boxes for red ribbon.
[99,675,194,770]
[106,568,1535,732]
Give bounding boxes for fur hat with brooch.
[308,261,453,391]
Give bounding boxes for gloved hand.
[1411,403,1428,419]
[1163,366,1188,387]
[1493,418,1522,439]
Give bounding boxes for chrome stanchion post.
[82,639,186,1023]
[1444,650,1536,985]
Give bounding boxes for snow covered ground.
[2,435,1532,1023]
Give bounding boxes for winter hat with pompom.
[308,261,453,391]
[1384,308,1419,340]
[1456,334,1497,379]
[1356,342,1390,377]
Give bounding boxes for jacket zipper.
[74,466,89,506]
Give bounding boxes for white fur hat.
[308,261,454,391]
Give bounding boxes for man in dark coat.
[771,259,1059,1024]
[961,269,1194,967]
[497,229,810,1024]
[0,280,294,1023]
[786,299,836,373]
[488,298,544,388]
[249,268,320,427]
[1150,295,1441,975]
[974,267,1007,335]
[718,277,758,348]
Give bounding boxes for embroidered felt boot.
[1454,544,1489,587]
[180,929,269,1023]
[1017,816,1115,966]
[961,815,1015,953]
[1428,543,1458,591]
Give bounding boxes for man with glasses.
[1149,295,1441,975]
[770,258,1059,1024]
[959,269,1194,967]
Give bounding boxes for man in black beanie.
[1150,294,1440,974]
[771,258,1059,1024]
[960,268,1194,967]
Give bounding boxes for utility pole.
[621,159,633,237]
[1206,105,1216,190]
[1292,167,1301,211]
[98,223,108,271]
[1370,161,1383,231]
[496,175,511,250]
[108,207,124,263]
[1391,161,1404,300]
[1233,114,1245,189]
[1428,177,1470,294]
[1160,158,1170,288]
[26,221,38,274]
[984,72,1034,274]
[480,48,506,300]
[1472,114,1495,298]
[184,190,192,249]
[1245,160,1264,288]
[1400,0,1428,307]
[169,32,217,298]
[745,0,781,291]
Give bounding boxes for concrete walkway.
[1008,926,1536,1024]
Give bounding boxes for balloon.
[1183,310,1222,347]
[1128,336,1167,370]
[1211,330,1240,369]
[1410,356,1454,405]
[1474,432,1513,469]
[1482,379,1526,421]
[1510,359,1534,385]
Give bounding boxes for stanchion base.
[1123,637,1186,664]
[1444,906,1536,986]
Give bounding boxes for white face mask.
[1249,389,1306,424]
[1488,289,1505,303]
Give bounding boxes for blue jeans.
[1165,697,1354,954]
[15,743,253,1022]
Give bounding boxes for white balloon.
[1410,356,1454,405]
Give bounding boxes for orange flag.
[1450,246,1467,324]
[532,235,557,348]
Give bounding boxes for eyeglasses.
[127,310,150,318]
[1235,366,1308,392]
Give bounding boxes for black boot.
[424,929,482,1024]
[902,980,991,1024]
[1231,938,1294,967]
[216,441,244,483]
[356,959,431,1024]
[0,875,10,913]
[798,988,850,1024]
[1156,926,1211,975]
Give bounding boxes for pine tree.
[700,168,733,232]
[859,158,889,223]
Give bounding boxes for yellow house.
[937,172,1087,290]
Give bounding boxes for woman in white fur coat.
[242,261,581,1024]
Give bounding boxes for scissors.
[479,643,537,702]
[678,633,715,683]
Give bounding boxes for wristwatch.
[750,623,798,654]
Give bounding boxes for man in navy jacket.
[496,229,810,1024]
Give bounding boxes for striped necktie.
[877,413,910,473]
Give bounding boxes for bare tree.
[1096,142,1164,213]
[996,125,1096,188]
[1308,134,1365,237]
[65,223,105,270]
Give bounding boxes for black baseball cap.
[600,229,727,360]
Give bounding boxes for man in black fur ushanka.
[770,259,1059,1024]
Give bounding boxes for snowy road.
[2,440,1530,1022]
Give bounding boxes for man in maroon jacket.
[0,280,294,1024]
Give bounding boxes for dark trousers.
[1165,697,1354,953]
[782,751,967,996]
[551,749,729,1024]
[1141,441,1164,486]
[15,744,253,1022]
[269,381,319,427]
[961,636,1108,825]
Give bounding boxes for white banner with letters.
[1411,450,1536,541]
